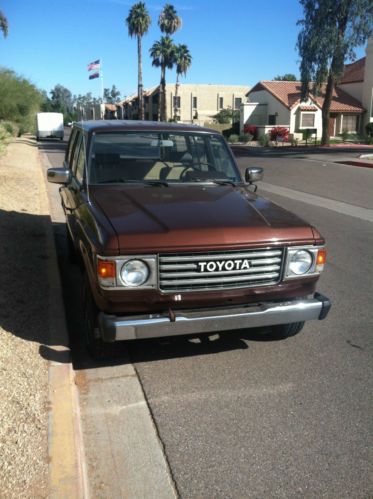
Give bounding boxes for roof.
[73,120,219,134]
[340,57,365,84]
[248,80,365,113]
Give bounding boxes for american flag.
[87,59,100,71]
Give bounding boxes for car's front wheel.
[83,275,106,360]
[268,321,305,340]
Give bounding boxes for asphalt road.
[40,135,373,498]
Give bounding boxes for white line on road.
[258,182,373,223]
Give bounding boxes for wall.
[165,84,250,124]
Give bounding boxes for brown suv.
[47,121,331,358]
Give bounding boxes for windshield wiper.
[141,180,169,187]
[96,179,168,186]
[208,179,238,186]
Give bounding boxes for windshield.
[88,131,241,184]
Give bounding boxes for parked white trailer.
[36,112,64,140]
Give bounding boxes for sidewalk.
[0,136,83,497]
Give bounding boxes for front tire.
[268,321,305,340]
[83,275,106,360]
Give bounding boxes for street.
[40,137,373,498]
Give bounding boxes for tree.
[173,44,192,120]
[152,4,181,121]
[158,3,181,35]
[126,2,151,120]
[104,85,121,103]
[273,73,297,81]
[150,36,176,121]
[213,108,239,124]
[50,84,73,114]
[0,69,44,132]
[0,9,8,38]
[297,0,373,145]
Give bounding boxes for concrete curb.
[35,139,89,498]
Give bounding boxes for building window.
[234,97,242,110]
[219,97,224,109]
[193,96,198,109]
[301,113,315,128]
[268,114,277,125]
[173,96,181,108]
[342,114,358,132]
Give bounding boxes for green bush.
[239,134,253,143]
[259,134,270,147]
[228,134,239,143]
[365,122,373,138]
[0,68,44,133]
[341,129,349,142]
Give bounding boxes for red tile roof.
[340,57,365,84]
[248,80,365,113]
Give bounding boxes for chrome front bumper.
[99,293,331,342]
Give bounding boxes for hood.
[89,184,316,253]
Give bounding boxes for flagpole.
[100,57,104,102]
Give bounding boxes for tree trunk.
[160,65,166,122]
[174,74,180,121]
[321,72,335,146]
[137,35,144,121]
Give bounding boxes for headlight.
[288,250,313,275]
[121,260,149,287]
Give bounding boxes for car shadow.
[0,208,66,349]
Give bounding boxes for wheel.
[268,321,305,340]
[66,228,77,263]
[82,275,106,360]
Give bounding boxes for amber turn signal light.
[97,260,116,279]
[316,249,327,265]
[316,249,326,271]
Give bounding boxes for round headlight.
[289,250,313,275]
[121,260,149,287]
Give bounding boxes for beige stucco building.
[119,84,250,125]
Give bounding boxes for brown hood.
[90,184,316,253]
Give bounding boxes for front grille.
[159,248,284,292]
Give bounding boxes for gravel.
[0,137,49,497]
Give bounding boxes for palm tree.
[0,10,8,38]
[158,3,182,35]
[173,44,192,121]
[150,36,176,121]
[126,3,151,120]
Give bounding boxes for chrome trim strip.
[159,250,282,263]
[160,265,281,279]
[99,295,328,341]
[160,272,279,286]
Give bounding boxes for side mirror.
[47,167,71,184]
[245,166,263,184]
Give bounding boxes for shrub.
[365,122,373,138]
[239,133,253,143]
[228,134,239,143]
[259,134,270,147]
[243,124,257,139]
[341,129,349,142]
[270,127,289,141]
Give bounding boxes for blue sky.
[0,0,367,100]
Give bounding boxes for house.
[118,84,250,125]
[241,36,373,138]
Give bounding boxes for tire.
[268,321,305,340]
[82,275,106,360]
[66,228,78,264]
